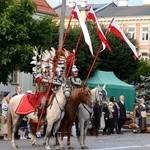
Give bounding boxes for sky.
[46,0,143,8]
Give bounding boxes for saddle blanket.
[16,94,35,114]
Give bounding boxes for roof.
[54,2,116,17]
[33,0,57,16]
[96,5,150,18]
[87,70,133,90]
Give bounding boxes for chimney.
[81,0,87,8]
[68,1,75,8]
[118,0,128,6]
[143,0,150,5]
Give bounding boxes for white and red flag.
[71,4,93,56]
[108,18,138,58]
[87,6,111,52]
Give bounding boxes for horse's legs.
[67,125,74,149]
[45,122,53,150]
[12,115,23,148]
[29,123,39,146]
[83,123,89,149]
[79,121,86,149]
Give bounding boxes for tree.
[130,59,150,82]
[0,0,59,84]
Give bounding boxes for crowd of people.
[102,96,147,135]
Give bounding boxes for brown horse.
[56,85,92,149]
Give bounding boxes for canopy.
[87,70,135,111]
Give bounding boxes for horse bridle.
[62,84,72,97]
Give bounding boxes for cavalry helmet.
[71,65,78,72]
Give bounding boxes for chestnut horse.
[56,85,92,149]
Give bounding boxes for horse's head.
[92,85,107,104]
[62,79,73,98]
[81,85,92,108]
[91,86,103,103]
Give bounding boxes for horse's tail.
[7,108,12,140]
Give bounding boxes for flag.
[87,7,111,52]
[108,18,138,58]
[71,5,93,56]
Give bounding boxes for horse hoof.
[81,146,86,149]
[45,145,51,150]
[68,146,73,149]
[85,146,89,149]
[12,145,18,149]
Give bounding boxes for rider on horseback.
[35,62,53,118]
[53,65,65,91]
[69,65,82,89]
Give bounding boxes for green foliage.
[0,0,59,84]
[130,59,150,82]
[65,21,139,82]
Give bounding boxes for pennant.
[109,18,138,58]
[87,7,111,52]
[71,5,93,56]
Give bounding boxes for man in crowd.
[118,95,126,134]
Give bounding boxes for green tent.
[87,70,135,111]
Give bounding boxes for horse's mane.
[70,87,82,100]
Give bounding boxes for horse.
[7,80,72,149]
[75,85,105,149]
[44,80,73,150]
[56,85,93,150]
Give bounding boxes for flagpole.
[66,29,83,78]
[85,20,112,83]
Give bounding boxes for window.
[127,27,135,39]
[141,27,149,41]
[11,71,18,84]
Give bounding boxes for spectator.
[1,92,11,140]
[12,85,22,97]
[138,98,147,133]
[132,103,140,133]
[118,95,126,134]
[19,116,28,140]
[102,101,110,135]
[12,85,22,139]
[92,101,102,136]
[109,96,120,134]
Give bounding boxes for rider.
[35,62,53,118]
[69,65,82,136]
[53,65,65,91]
[69,65,82,89]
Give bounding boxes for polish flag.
[71,5,93,56]
[109,18,138,58]
[87,7,111,52]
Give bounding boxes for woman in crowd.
[1,92,11,140]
